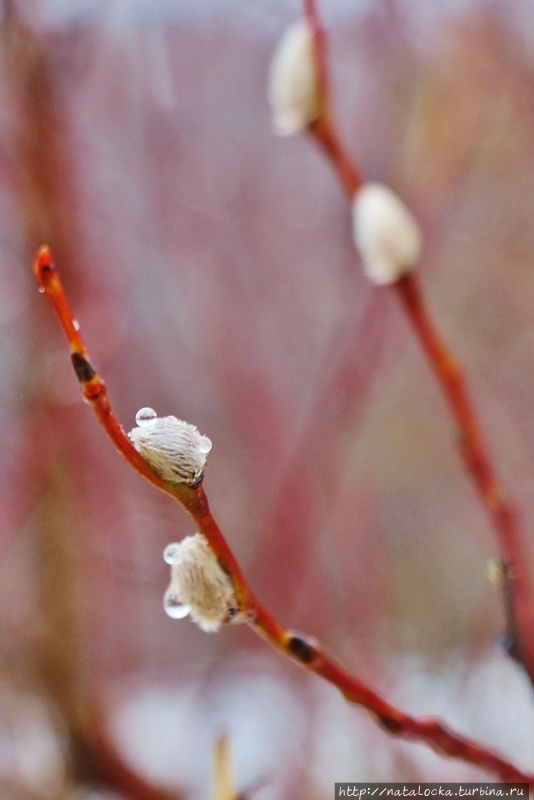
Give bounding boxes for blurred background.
[0,0,533,796]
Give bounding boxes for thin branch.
[301,0,534,685]
[303,0,363,196]
[396,275,534,669]
[33,246,251,603]
[33,246,533,783]
[1,3,187,793]
[73,711,183,800]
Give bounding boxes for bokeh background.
[0,0,534,796]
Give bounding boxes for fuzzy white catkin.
[268,21,320,136]
[352,183,422,285]
[128,414,211,486]
[164,534,237,633]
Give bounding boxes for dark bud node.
[71,352,96,383]
[287,632,318,664]
[377,714,402,735]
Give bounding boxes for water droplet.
[73,319,80,331]
[163,542,182,565]
[198,436,212,454]
[165,415,179,424]
[38,286,45,294]
[135,407,157,426]
[164,590,190,619]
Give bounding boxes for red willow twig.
[33,245,533,782]
[302,0,534,683]
[303,0,363,196]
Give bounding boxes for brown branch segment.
[33,246,534,783]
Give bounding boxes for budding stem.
[33,245,533,781]
[300,0,534,686]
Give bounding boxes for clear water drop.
[165,415,179,424]
[38,286,45,294]
[163,590,190,619]
[198,436,212,454]
[135,407,157,427]
[73,319,80,331]
[163,542,181,565]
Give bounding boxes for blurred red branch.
[0,3,185,795]
[33,246,534,783]
[301,0,534,684]
[73,712,182,800]
[303,0,363,195]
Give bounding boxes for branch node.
[377,714,403,735]
[33,243,55,285]
[71,352,96,383]
[287,631,320,664]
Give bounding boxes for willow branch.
[33,246,533,783]
[301,0,534,684]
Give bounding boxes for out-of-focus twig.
[301,0,534,686]
[212,735,236,800]
[73,711,182,800]
[1,3,185,796]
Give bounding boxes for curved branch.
[300,0,534,686]
[33,246,533,784]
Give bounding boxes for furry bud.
[129,409,212,486]
[268,21,320,136]
[163,535,240,633]
[352,183,422,285]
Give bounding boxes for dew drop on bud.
[38,286,45,294]
[73,319,80,331]
[163,591,190,619]
[135,407,158,427]
[163,542,182,565]
[198,436,212,454]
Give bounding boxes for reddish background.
[0,0,533,797]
